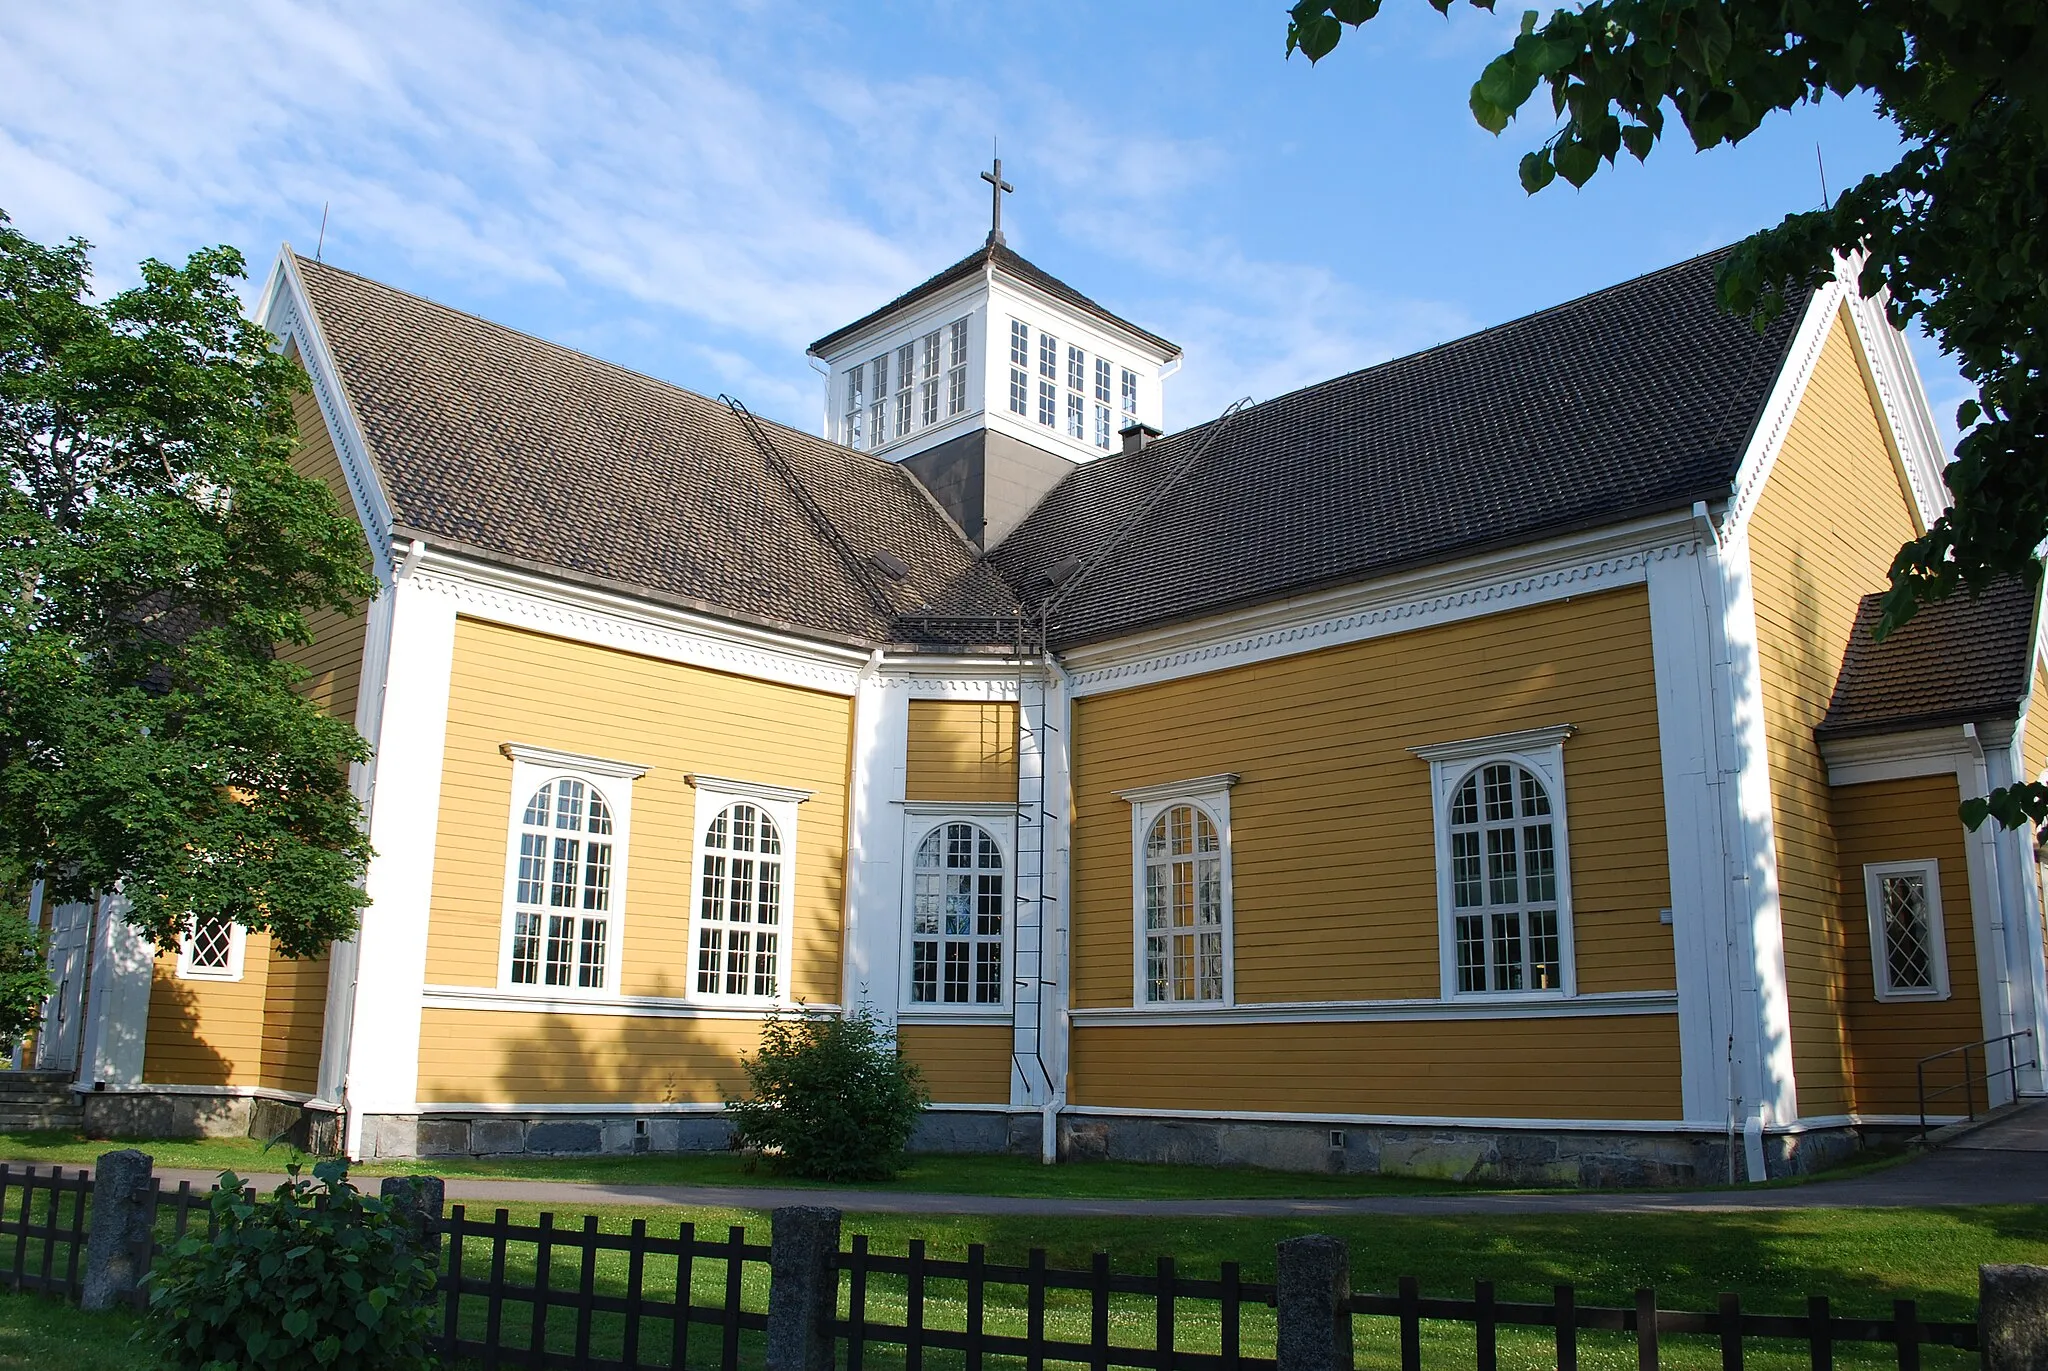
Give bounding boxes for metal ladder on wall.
[1011,672,1060,1105]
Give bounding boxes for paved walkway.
[40,1103,2048,1219]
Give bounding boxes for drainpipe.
[1038,654,1074,1165]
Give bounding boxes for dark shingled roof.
[989,248,1811,649]
[1818,579,2038,739]
[295,256,1017,646]
[808,239,1179,359]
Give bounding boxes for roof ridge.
[292,253,906,476]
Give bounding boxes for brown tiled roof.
[990,248,1812,648]
[295,257,1016,645]
[808,239,1179,359]
[1818,578,2038,738]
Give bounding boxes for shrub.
[145,1158,438,1369]
[726,1005,930,1181]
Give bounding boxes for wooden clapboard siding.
[1746,306,1924,1119]
[1069,584,1674,1038]
[2025,662,2048,787]
[1069,1014,1681,1119]
[905,700,1019,802]
[1831,774,1982,1115]
[259,948,330,1094]
[415,1007,765,1104]
[277,387,371,730]
[896,1024,1011,1104]
[426,616,854,1014]
[143,934,273,1087]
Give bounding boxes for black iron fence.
[0,1154,2019,1370]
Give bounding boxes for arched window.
[696,801,782,999]
[1144,803,1224,1003]
[1448,761,1561,992]
[911,822,1005,1005]
[510,777,614,989]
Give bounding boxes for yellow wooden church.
[32,217,2048,1185]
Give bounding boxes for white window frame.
[176,916,247,982]
[899,803,1015,1016]
[1413,725,1577,1001]
[687,773,812,1009]
[1117,773,1238,1009]
[495,743,647,997]
[1863,858,1951,1002]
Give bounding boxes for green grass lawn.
[0,1130,1498,1199]
[0,1292,141,1371]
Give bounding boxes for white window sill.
[425,984,830,1020]
[897,1007,1011,1027]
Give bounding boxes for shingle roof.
[989,248,1810,649]
[808,238,1179,359]
[1818,579,2038,739]
[295,257,1016,646]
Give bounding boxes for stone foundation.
[1055,1112,1874,1186]
[79,1088,340,1154]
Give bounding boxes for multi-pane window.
[1067,345,1085,393]
[1067,392,1085,439]
[1039,332,1058,381]
[1039,379,1057,427]
[1448,763,1560,994]
[696,802,783,999]
[867,352,890,448]
[178,914,244,981]
[1009,320,1030,417]
[1120,367,1139,422]
[948,320,969,416]
[919,331,941,427]
[1095,405,1112,449]
[895,342,916,437]
[1863,860,1947,1000]
[510,778,614,990]
[1144,804,1225,1003]
[910,822,1005,1005]
[844,363,865,449]
[1094,360,1113,449]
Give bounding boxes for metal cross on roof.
[981,156,1014,247]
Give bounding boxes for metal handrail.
[1916,1029,2036,1140]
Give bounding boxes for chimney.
[1120,422,1162,456]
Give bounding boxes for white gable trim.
[1718,280,1846,544]
[256,247,397,582]
[1840,284,1952,530]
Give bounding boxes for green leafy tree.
[0,211,376,959]
[0,879,47,1054]
[1286,2,2048,826]
[146,1159,439,1369]
[726,1005,931,1181]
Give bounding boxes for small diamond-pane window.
[183,917,237,976]
[1865,860,1946,1000]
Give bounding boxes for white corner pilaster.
[842,657,908,1021]
[1964,725,2032,1101]
[341,564,458,1158]
[1713,520,1800,1151]
[81,894,153,1087]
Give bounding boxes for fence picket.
[34,1169,59,1296]
[1637,1287,1659,1371]
[443,1204,467,1362]
[907,1237,927,1371]
[574,1214,599,1366]
[1720,1292,1743,1371]
[1091,1250,1112,1371]
[721,1224,744,1371]
[1556,1283,1578,1371]
[1809,1295,1833,1371]
[1027,1247,1047,1371]
[622,1218,647,1370]
[530,1211,556,1369]
[966,1242,987,1371]
[1475,1279,1496,1371]
[847,1233,869,1371]
[1894,1298,1920,1371]
[1221,1260,1243,1371]
[10,1166,30,1291]
[671,1221,696,1371]
[484,1209,510,1371]
[1157,1255,1177,1371]
[1399,1275,1422,1371]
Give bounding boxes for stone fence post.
[81,1148,155,1311]
[1276,1234,1353,1371]
[1981,1264,2048,1371]
[766,1205,842,1371]
[378,1175,447,1262]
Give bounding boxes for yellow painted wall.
[1071,1015,1682,1119]
[1747,306,1924,1118]
[259,950,330,1094]
[416,1008,763,1104]
[143,935,273,1087]
[897,1025,1012,1104]
[1067,584,1677,1114]
[905,700,1019,802]
[1831,774,1982,1115]
[420,617,854,1101]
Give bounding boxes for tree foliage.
[0,212,377,957]
[726,1006,930,1181]
[146,1159,439,1370]
[1286,1,2047,825]
[0,899,47,1055]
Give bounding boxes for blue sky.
[0,1,1965,448]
